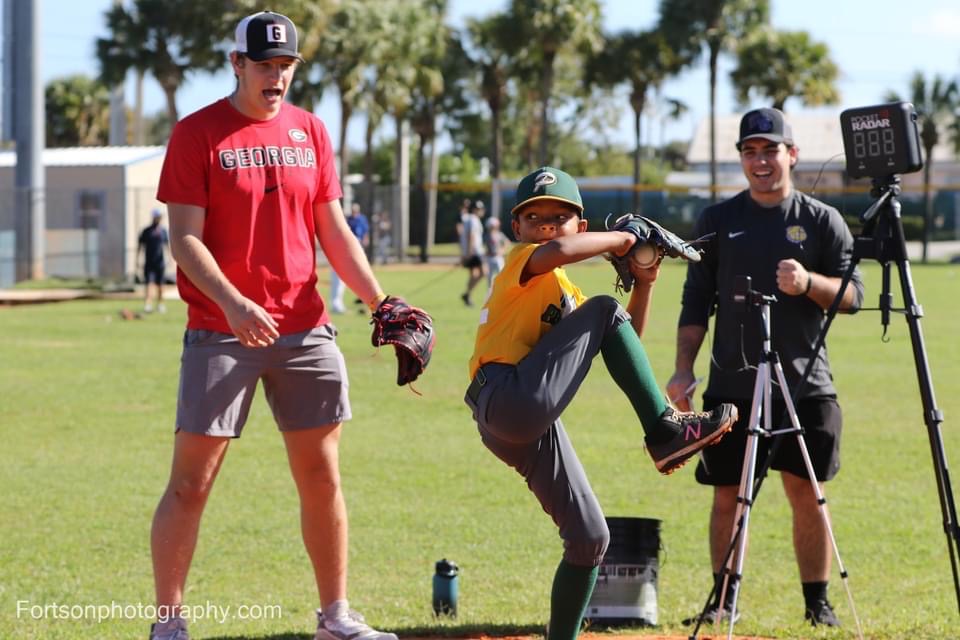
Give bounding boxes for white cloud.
[912,8,960,37]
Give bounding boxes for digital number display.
[851,127,895,159]
[840,102,923,179]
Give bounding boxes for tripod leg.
[894,257,960,611]
[773,361,865,640]
[689,366,764,640]
[716,363,767,640]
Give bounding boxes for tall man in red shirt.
[150,11,402,640]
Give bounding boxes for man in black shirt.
[667,108,864,627]
[138,208,170,313]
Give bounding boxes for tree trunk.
[491,105,503,220]
[338,97,352,181]
[416,132,428,262]
[426,136,439,259]
[415,134,426,188]
[708,42,719,203]
[363,117,378,261]
[631,92,645,214]
[922,150,933,263]
[133,70,144,145]
[491,107,501,181]
[538,50,557,166]
[525,101,539,168]
[162,84,179,124]
[395,115,410,263]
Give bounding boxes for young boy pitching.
[464,166,738,640]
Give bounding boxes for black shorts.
[143,264,166,285]
[461,255,483,269]
[694,395,842,486]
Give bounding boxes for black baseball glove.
[370,295,436,386]
[605,213,704,293]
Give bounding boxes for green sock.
[600,322,669,440]
[548,560,599,640]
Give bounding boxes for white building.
[0,146,167,287]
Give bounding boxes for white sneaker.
[149,617,189,640]
[330,301,346,314]
[315,609,397,640]
[144,302,154,313]
[158,303,167,314]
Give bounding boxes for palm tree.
[96,0,234,124]
[887,73,960,263]
[731,28,839,111]
[509,0,603,165]
[656,96,690,164]
[585,29,685,212]
[408,8,453,261]
[366,0,441,261]
[274,2,334,113]
[305,0,379,179]
[360,81,390,255]
[45,75,112,147]
[659,0,769,201]
[467,12,521,217]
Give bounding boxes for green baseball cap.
[511,166,583,215]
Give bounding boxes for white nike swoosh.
[728,231,746,239]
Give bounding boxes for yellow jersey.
[468,243,586,379]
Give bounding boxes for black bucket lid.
[604,517,661,561]
[435,558,459,576]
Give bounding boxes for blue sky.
[36,1,960,148]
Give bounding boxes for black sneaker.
[805,599,841,627]
[646,404,738,474]
[460,293,473,307]
[682,602,740,626]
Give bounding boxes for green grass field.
[1,260,959,640]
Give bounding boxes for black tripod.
[687,292,863,640]
[849,176,960,608]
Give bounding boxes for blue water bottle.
[432,558,459,617]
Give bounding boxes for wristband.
[803,273,813,295]
[367,293,387,312]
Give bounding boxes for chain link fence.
[2,182,959,288]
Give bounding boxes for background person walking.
[458,199,485,306]
[138,208,170,313]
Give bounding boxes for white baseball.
[630,242,660,269]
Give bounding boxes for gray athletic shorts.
[175,324,351,437]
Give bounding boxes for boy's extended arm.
[523,231,634,277]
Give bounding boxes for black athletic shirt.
[679,190,864,400]
[139,223,169,269]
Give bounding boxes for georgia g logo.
[266,24,288,44]
[533,170,557,193]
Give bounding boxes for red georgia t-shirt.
[157,99,342,334]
